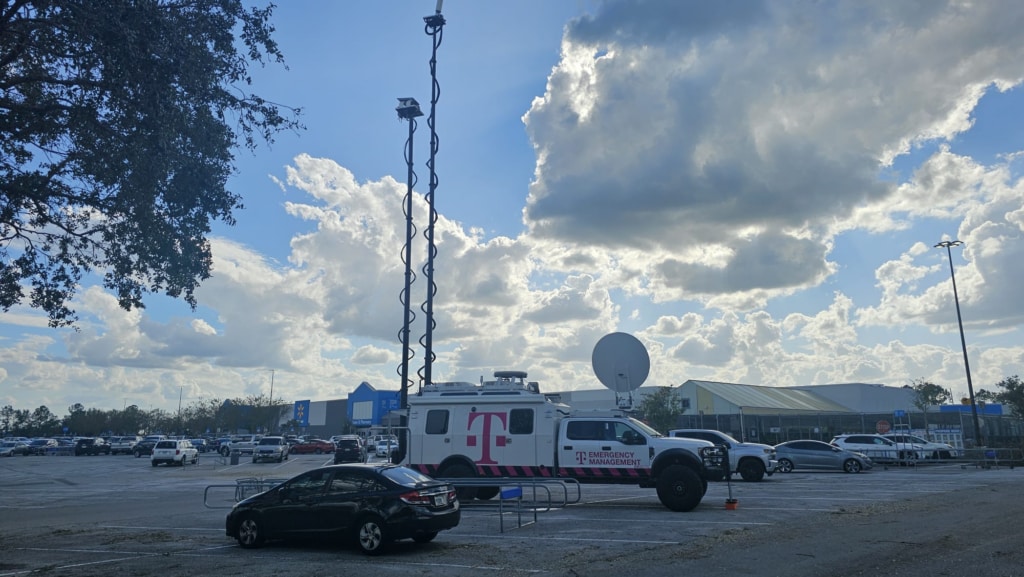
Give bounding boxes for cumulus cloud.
[523,0,1024,304]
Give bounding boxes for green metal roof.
[684,380,853,414]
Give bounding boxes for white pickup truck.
[219,434,261,456]
[668,429,778,481]
[109,436,141,455]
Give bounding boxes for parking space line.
[523,517,772,526]
[8,545,547,575]
[0,554,150,577]
[452,533,681,544]
[369,561,546,573]
[100,524,222,532]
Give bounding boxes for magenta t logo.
[467,411,507,464]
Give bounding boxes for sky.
[3,0,1024,416]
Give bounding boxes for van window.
[509,408,533,434]
[425,409,449,434]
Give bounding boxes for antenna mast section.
[418,1,446,393]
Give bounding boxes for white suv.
[882,433,958,459]
[151,439,198,467]
[668,429,777,481]
[830,434,924,463]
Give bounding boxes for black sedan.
[133,439,159,457]
[225,463,460,555]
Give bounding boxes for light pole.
[267,369,276,434]
[177,386,183,435]
[934,240,983,446]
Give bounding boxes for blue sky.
[3,0,1024,415]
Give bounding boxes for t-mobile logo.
[467,411,507,464]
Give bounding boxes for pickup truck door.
[557,420,648,475]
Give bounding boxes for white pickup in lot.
[667,429,778,481]
[109,436,141,455]
[220,434,260,456]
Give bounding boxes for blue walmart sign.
[294,400,310,427]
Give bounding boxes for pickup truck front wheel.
[656,465,703,512]
[738,459,766,482]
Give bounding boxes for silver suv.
[252,436,289,463]
[667,429,777,481]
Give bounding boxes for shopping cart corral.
[957,447,1023,470]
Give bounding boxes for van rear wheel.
[475,487,499,500]
[437,463,478,501]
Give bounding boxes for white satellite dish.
[591,333,650,408]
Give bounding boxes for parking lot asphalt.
[1,453,1022,577]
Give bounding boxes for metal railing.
[437,476,582,510]
[955,447,1023,469]
[204,477,288,509]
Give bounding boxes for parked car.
[151,439,199,466]
[375,439,398,459]
[133,439,158,457]
[830,434,923,463]
[774,440,874,473]
[1,441,31,457]
[109,436,141,455]
[189,439,210,453]
[252,436,289,463]
[26,438,58,455]
[225,463,461,555]
[288,439,336,455]
[334,438,368,464]
[74,437,112,456]
[881,433,958,459]
[221,434,261,456]
[330,434,363,447]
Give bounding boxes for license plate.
[433,495,447,506]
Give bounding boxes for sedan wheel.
[777,458,794,473]
[355,515,389,555]
[236,515,265,549]
[843,458,862,473]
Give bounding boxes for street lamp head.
[934,239,963,249]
